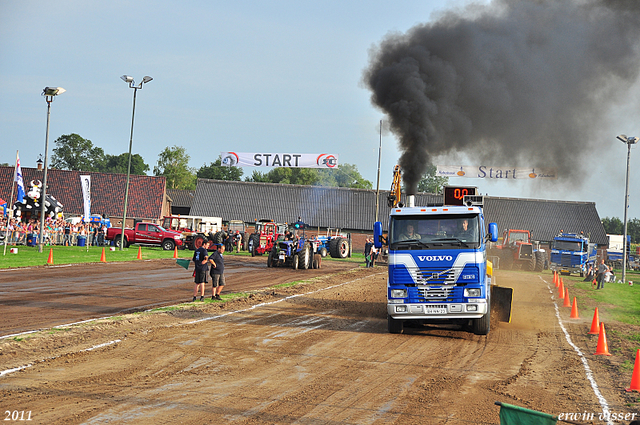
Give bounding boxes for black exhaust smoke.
[363,0,640,195]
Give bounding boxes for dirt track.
[0,255,357,337]
[0,265,638,424]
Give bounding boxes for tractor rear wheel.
[249,234,259,257]
[335,237,350,258]
[213,231,226,245]
[329,238,339,258]
[526,255,536,271]
[534,251,545,272]
[193,235,206,250]
[267,250,274,267]
[299,243,311,269]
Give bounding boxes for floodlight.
[42,87,66,96]
[142,76,153,84]
[121,75,134,83]
[617,134,629,143]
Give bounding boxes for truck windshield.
[389,214,480,249]
[553,240,583,251]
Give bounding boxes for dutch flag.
[15,155,25,203]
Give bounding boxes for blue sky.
[1,0,638,220]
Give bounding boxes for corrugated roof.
[190,179,608,245]
[483,196,608,245]
[166,189,195,208]
[0,167,166,220]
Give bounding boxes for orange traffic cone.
[100,247,106,263]
[588,308,600,334]
[594,322,611,356]
[558,281,564,299]
[626,349,640,392]
[173,246,178,259]
[47,248,54,265]
[137,245,142,260]
[570,297,580,319]
[554,271,558,287]
[563,288,571,307]
[592,278,597,289]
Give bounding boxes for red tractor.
[488,229,538,271]
[248,219,287,256]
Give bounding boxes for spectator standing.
[364,237,373,268]
[192,239,210,301]
[209,243,226,300]
[63,221,72,246]
[596,259,610,290]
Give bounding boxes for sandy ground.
[0,255,357,337]
[0,264,638,424]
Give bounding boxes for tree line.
[46,133,449,193]
[601,217,640,243]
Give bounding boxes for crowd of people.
[0,215,109,247]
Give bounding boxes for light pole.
[375,120,382,223]
[119,75,152,250]
[38,87,65,253]
[616,134,638,285]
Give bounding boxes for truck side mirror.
[488,223,498,243]
[373,222,383,248]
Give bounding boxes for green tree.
[154,145,196,189]
[628,218,640,244]
[244,163,372,189]
[244,170,271,183]
[101,153,149,175]
[197,157,243,181]
[329,163,372,189]
[416,163,448,194]
[50,133,105,171]
[601,217,624,235]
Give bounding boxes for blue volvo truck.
[549,232,597,276]
[374,186,512,335]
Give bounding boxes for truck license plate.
[279,254,285,260]
[425,308,447,314]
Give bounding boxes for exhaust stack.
[408,195,415,208]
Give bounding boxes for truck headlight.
[174,235,182,239]
[464,288,481,297]
[390,289,407,298]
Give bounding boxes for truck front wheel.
[471,300,491,335]
[388,315,403,334]
[162,239,175,251]
[115,235,128,249]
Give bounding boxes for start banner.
[436,165,557,180]
[221,152,338,169]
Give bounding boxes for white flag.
[80,175,91,220]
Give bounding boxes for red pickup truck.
[106,222,184,250]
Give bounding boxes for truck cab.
[550,232,596,276]
[375,187,511,336]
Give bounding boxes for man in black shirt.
[192,239,210,301]
[209,244,226,300]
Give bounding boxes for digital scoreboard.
[443,186,478,206]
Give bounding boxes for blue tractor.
[268,220,318,270]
